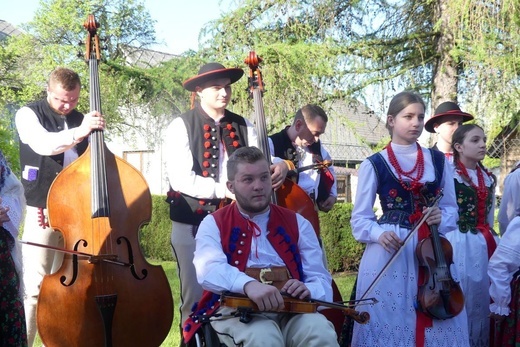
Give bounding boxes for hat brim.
[183,68,244,92]
[425,111,474,133]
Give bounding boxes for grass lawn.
[34,261,356,346]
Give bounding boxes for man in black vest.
[269,104,337,212]
[163,62,289,341]
[15,67,105,346]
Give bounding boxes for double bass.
[244,51,351,335]
[36,15,173,347]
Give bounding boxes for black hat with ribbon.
[425,101,474,133]
[183,62,244,92]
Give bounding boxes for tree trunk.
[431,0,459,110]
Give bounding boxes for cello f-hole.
[117,236,148,280]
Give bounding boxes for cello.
[244,51,349,336]
[36,15,173,347]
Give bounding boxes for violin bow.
[19,240,131,267]
[359,190,444,301]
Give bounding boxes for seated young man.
[183,146,338,346]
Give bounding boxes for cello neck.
[245,51,277,204]
[84,15,109,218]
[245,51,271,160]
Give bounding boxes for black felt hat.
[182,63,244,92]
[425,101,474,133]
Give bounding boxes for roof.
[120,44,177,68]
[320,99,388,163]
[0,20,23,40]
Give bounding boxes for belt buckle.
[259,268,272,285]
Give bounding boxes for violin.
[220,291,370,324]
[36,15,173,347]
[416,222,465,319]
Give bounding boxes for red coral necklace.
[455,160,488,200]
[386,142,425,191]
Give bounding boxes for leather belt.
[245,266,291,290]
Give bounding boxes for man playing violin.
[183,146,338,346]
[269,104,337,212]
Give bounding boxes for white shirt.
[489,216,520,315]
[15,106,80,167]
[1,172,26,238]
[193,207,333,301]
[351,143,459,244]
[164,114,289,199]
[498,169,520,234]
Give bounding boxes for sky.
[1,0,233,54]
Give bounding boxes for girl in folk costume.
[488,215,520,346]
[448,124,497,347]
[350,91,469,347]
[0,149,27,346]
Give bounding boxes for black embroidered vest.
[19,99,87,208]
[167,107,249,225]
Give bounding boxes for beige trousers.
[21,206,64,347]
[170,221,204,329]
[210,307,339,347]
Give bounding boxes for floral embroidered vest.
[367,149,444,228]
[454,179,494,233]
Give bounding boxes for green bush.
[139,195,173,261]
[320,203,364,273]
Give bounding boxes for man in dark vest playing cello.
[15,67,105,346]
[269,104,337,213]
[182,146,338,346]
[163,62,290,342]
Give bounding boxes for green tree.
[194,0,520,143]
[0,0,162,137]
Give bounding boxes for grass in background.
[33,261,356,346]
